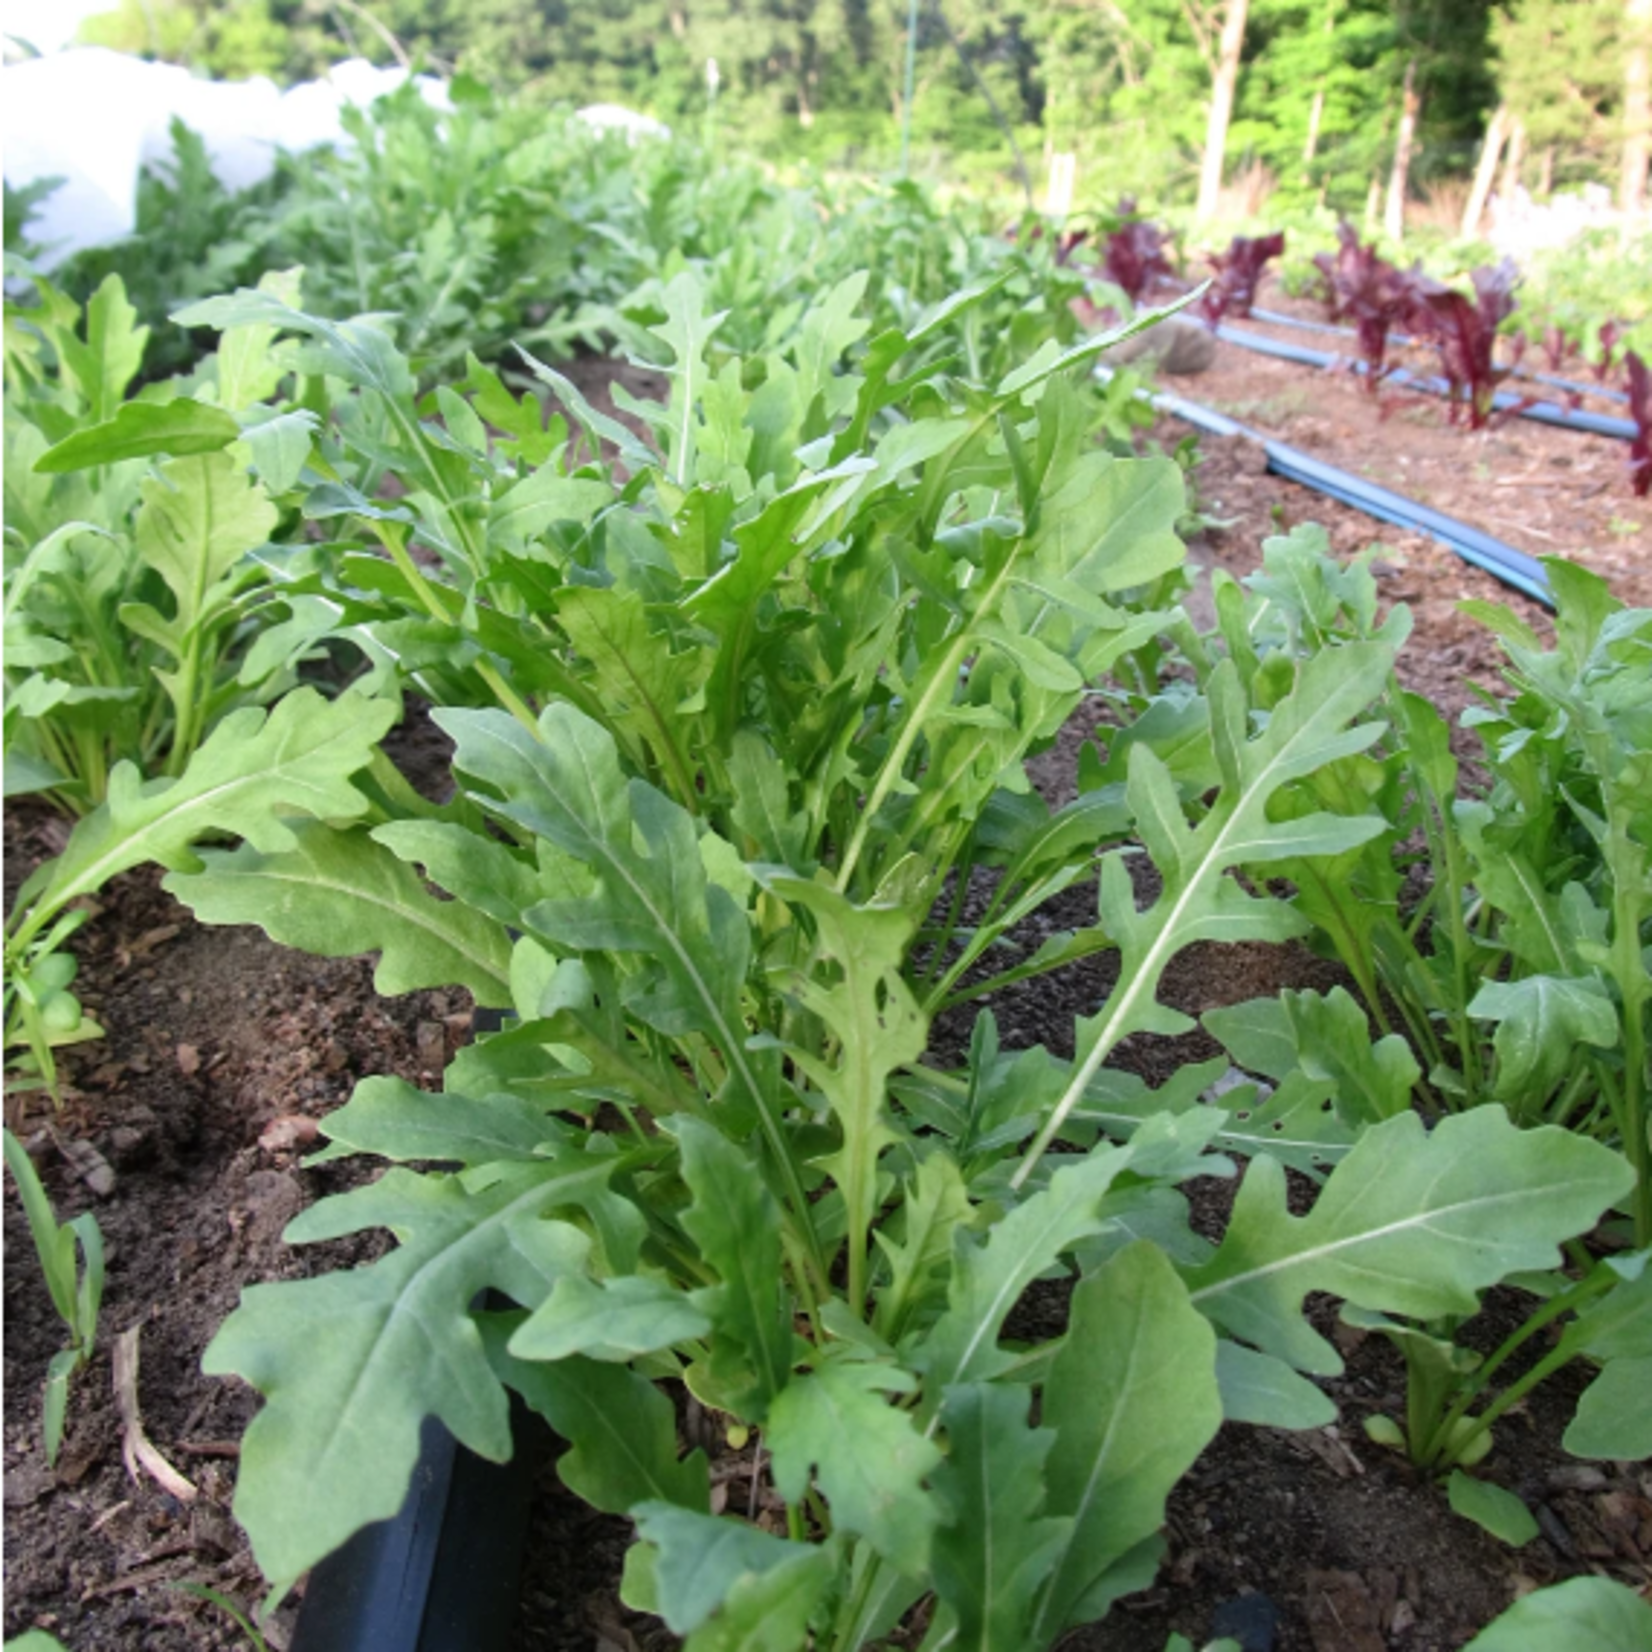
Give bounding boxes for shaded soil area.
[7,358,1651,1652]
[2,814,464,1651]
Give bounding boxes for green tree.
[1494,0,1623,194]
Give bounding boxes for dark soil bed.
[7,357,1651,1652]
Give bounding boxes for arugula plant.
[3,265,377,1098]
[49,119,288,381]
[146,279,1637,1648]
[4,266,345,810]
[3,1128,104,1467]
[1200,532,1648,1230]
[1186,532,1650,1539]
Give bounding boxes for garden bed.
[1193,278,1652,618]
[6,361,1650,1652]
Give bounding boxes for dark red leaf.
[1598,320,1622,384]
[1311,221,1421,394]
[1409,259,1522,429]
[1625,350,1650,498]
[1099,199,1175,303]
[1198,231,1286,325]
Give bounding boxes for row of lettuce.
[4,203,1651,1651]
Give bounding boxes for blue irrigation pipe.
[1246,305,1631,407]
[1214,324,1637,441]
[1115,373,1554,608]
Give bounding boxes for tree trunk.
[1499,116,1527,204]
[1624,0,1652,213]
[1195,0,1251,221]
[1461,102,1508,238]
[1364,170,1382,235]
[1384,58,1419,242]
[1301,0,1338,178]
[1304,88,1325,168]
[1538,144,1555,197]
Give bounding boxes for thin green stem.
[1421,1266,1615,1468]
[834,549,1022,894]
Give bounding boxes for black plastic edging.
[1247,306,1631,407]
[1215,323,1636,441]
[290,1008,544,1652]
[1135,378,1554,607]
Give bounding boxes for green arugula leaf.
[682,1544,838,1652]
[441,705,817,1260]
[764,876,927,1313]
[237,409,318,494]
[311,1073,568,1168]
[1277,987,1418,1125]
[929,1382,1070,1651]
[132,453,278,631]
[58,275,147,423]
[34,399,241,472]
[677,1117,797,1421]
[1468,974,1620,1110]
[916,1142,1134,1395]
[482,1320,709,1515]
[1183,1110,1634,1375]
[10,687,395,956]
[872,1151,974,1344]
[1032,1242,1221,1639]
[1446,1472,1538,1546]
[768,1353,941,1575]
[1015,640,1398,1184]
[510,1272,711,1362]
[204,1152,632,1581]
[1213,1339,1335,1428]
[1559,1259,1652,1461]
[166,825,513,1006]
[1462,1576,1652,1651]
[629,1504,828,1637]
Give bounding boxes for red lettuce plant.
[1312,220,1421,394]
[1598,320,1622,385]
[1198,231,1285,325]
[1540,323,1579,376]
[1627,350,1650,497]
[1101,198,1176,303]
[1410,259,1523,429]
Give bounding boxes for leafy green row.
[5,259,1647,1649]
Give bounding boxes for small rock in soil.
[416,1019,447,1070]
[235,1170,304,1244]
[187,1502,237,1559]
[104,1125,150,1168]
[1546,1464,1607,1493]
[258,1115,321,1154]
[1536,1501,1576,1557]
[1210,1590,1278,1650]
[58,1136,116,1196]
[1303,1569,1385,1652]
[4,1465,55,1508]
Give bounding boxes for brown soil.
[1200,278,1652,619]
[7,356,1651,1652]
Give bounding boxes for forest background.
[46,0,1652,229]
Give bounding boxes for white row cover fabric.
[4,48,672,271]
[1486,183,1635,263]
[3,48,449,267]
